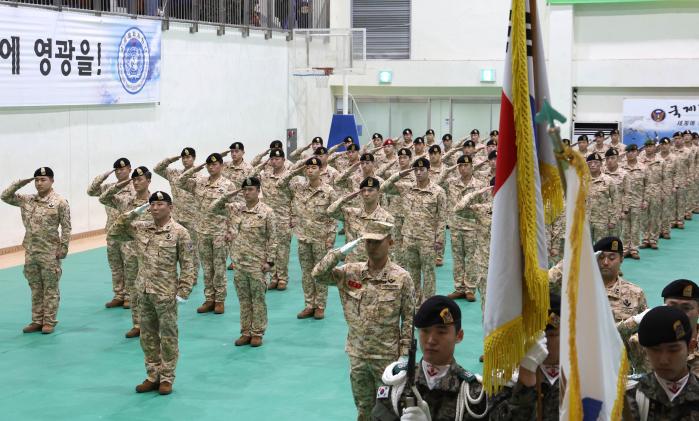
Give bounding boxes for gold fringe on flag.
[540,162,565,225]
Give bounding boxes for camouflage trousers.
[179,220,199,283]
[23,253,62,326]
[437,228,446,262]
[123,242,140,329]
[676,187,688,220]
[197,233,228,303]
[661,195,674,233]
[404,236,436,304]
[474,230,491,316]
[449,229,478,294]
[642,196,662,243]
[106,237,127,301]
[272,220,292,284]
[622,207,642,253]
[138,292,179,384]
[607,219,622,238]
[298,240,330,309]
[349,356,393,421]
[589,220,609,244]
[233,268,268,337]
[392,217,406,268]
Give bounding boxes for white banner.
[0,6,161,107]
[623,98,699,146]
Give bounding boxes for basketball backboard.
[291,28,366,77]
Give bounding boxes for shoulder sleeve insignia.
[376,385,390,399]
[392,362,408,375]
[457,369,476,383]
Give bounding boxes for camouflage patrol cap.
[587,152,603,162]
[229,142,244,150]
[412,157,430,169]
[305,157,321,167]
[362,220,394,241]
[398,148,412,158]
[638,306,691,347]
[659,137,671,145]
[402,128,412,135]
[457,155,472,165]
[486,139,497,146]
[269,140,284,149]
[113,158,131,169]
[414,295,462,332]
[626,144,639,152]
[346,143,359,152]
[594,236,623,255]
[605,148,619,157]
[463,140,476,148]
[206,153,223,164]
[360,153,375,162]
[359,176,380,189]
[413,137,425,145]
[314,146,329,155]
[181,147,196,157]
[470,129,480,135]
[270,149,285,158]
[662,279,699,301]
[428,145,441,154]
[577,134,589,142]
[425,129,435,135]
[148,191,172,204]
[442,134,453,141]
[312,136,324,144]
[131,166,151,179]
[34,167,54,178]
[488,151,497,160]
[372,133,383,140]
[242,177,261,188]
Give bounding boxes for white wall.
[0,22,290,249]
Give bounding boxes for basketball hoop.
[291,67,334,88]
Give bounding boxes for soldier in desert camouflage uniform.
[640,140,664,249]
[586,153,618,242]
[109,191,195,396]
[222,142,253,270]
[620,144,647,259]
[2,167,71,334]
[603,148,626,238]
[659,137,678,237]
[312,221,415,421]
[87,158,134,308]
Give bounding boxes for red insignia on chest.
[347,280,362,289]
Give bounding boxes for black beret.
[610,128,620,135]
[659,137,671,145]
[372,133,383,140]
[595,131,605,137]
[428,145,441,154]
[269,140,283,149]
[343,136,354,143]
[34,167,54,177]
[270,149,285,158]
[131,166,150,178]
[639,306,692,347]
[546,293,561,331]
[398,148,412,157]
[470,129,480,135]
[457,155,472,165]
[312,136,324,144]
[346,143,359,152]
[402,128,412,135]
[229,142,244,150]
[577,135,589,142]
[414,295,461,331]
[359,177,380,189]
[442,134,453,141]
[305,157,321,167]
[425,129,435,135]
[181,147,196,157]
[672,131,681,138]
[241,177,261,188]
[662,279,699,301]
[113,158,131,169]
[486,139,497,146]
[488,151,497,160]
[594,236,623,255]
[626,144,638,152]
[490,130,499,136]
[489,177,496,187]
[562,138,571,146]
[605,148,619,157]
[683,129,692,135]
[149,191,172,204]
[360,153,375,162]
[693,132,699,139]
[314,146,329,155]
[413,137,425,145]
[587,152,603,162]
[463,140,476,148]
[644,139,656,146]
[413,157,430,169]
[206,153,223,164]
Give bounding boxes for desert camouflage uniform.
[547,205,566,266]
[313,250,415,421]
[621,160,647,254]
[222,159,253,259]
[109,214,195,385]
[327,198,395,263]
[87,171,135,301]
[280,172,337,310]
[587,173,618,243]
[428,163,447,263]
[2,181,71,327]
[605,276,648,323]
[100,184,151,329]
[624,372,699,419]
[177,170,235,304]
[660,152,679,234]
[334,167,384,208]
[212,199,277,338]
[674,147,691,220]
[640,155,664,246]
[381,173,447,303]
[603,166,626,237]
[609,142,626,153]
[376,161,412,268]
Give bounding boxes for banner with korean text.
[622,99,699,146]
[0,5,161,107]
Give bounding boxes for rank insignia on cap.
[157,192,164,200]
[439,308,454,324]
[245,178,252,186]
[611,240,619,252]
[40,167,46,176]
[120,160,125,167]
[674,320,686,340]
[211,156,217,162]
[347,280,362,289]
[417,160,424,167]
[184,150,190,156]
[136,168,143,176]
[684,285,693,298]
[368,179,374,187]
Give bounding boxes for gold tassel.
[483,317,526,394]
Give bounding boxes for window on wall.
[352,0,410,59]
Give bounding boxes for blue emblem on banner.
[118,27,150,95]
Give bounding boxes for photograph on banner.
[0,5,161,107]
[623,98,699,146]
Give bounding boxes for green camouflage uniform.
[624,372,699,419]
[2,181,71,327]
[109,215,195,385]
[313,250,415,421]
[489,375,559,421]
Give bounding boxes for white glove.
[176,296,187,304]
[632,308,650,325]
[520,331,548,372]
[129,203,149,216]
[401,403,431,421]
[338,238,361,256]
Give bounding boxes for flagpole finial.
[535,99,567,127]
[535,99,569,189]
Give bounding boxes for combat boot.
[105,298,124,308]
[214,302,225,314]
[313,308,325,320]
[234,336,251,346]
[41,325,54,334]
[465,292,476,302]
[125,327,140,338]
[447,291,466,300]
[297,307,314,319]
[135,379,159,393]
[22,323,42,333]
[159,382,173,395]
[250,337,263,347]
[197,301,215,313]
